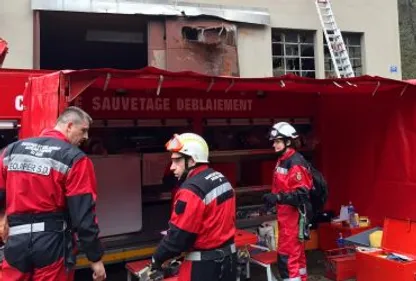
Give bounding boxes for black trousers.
[179,253,237,281]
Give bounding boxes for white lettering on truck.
[92,97,171,112]
[14,95,253,113]
[15,95,24,111]
[90,97,253,112]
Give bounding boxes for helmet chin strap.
[276,138,291,158]
[179,155,202,181]
[276,147,287,158]
[179,156,191,181]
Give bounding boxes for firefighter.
[150,133,237,281]
[262,122,313,281]
[0,106,106,281]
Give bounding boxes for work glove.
[164,259,181,277]
[262,193,281,207]
[149,258,164,281]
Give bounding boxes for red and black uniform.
[153,165,237,281]
[272,148,313,281]
[0,129,103,281]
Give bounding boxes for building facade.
[0,0,401,79]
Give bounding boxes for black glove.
[150,257,162,270]
[262,193,281,207]
[147,257,163,280]
[148,259,164,281]
[164,259,181,277]
[149,269,164,281]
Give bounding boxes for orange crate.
[324,247,356,281]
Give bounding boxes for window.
[324,32,363,78]
[272,29,316,78]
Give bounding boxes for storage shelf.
[210,149,274,157]
[236,214,276,229]
[143,185,271,203]
[210,147,310,158]
[235,185,271,194]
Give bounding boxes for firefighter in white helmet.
[263,122,313,281]
[150,133,237,281]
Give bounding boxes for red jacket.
[0,129,103,262]
[272,148,313,220]
[153,165,236,264]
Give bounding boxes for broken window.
[182,25,236,46]
[272,29,316,78]
[324,32,363,78]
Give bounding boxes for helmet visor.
[165,134,184,152]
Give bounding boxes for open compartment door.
[20,72,61,138]
[91,154,143,237]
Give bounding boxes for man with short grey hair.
[0,106,106,281]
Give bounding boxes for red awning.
[53,67,416,102]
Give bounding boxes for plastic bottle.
[336,232,345,248]
[354,213,360,228]
[348,201,356,228]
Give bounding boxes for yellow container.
[359,216,371,227]
[369,230,383,248]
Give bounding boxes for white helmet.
[269,122,298,140]
[165,133,209,163]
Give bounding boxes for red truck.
[2,65,416,274]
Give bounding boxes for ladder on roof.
[315,0,355,78]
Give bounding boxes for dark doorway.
[40,11,148,70]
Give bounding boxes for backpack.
[307,163,328,216]
[287,154,328,217]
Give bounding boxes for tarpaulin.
[20,72,61,139]
[21,67,416,225]
[320,92,416,225]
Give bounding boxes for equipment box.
[356,217,416,281]
[318,222,372,251]
[324,247,356,281]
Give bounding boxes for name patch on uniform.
[8,161,51,176]
[205,171,225,182]
[21,142,61,157]
[276,167,288,175]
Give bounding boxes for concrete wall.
[0,0,401,79]
[182,0,402,79]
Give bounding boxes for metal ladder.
[315,0,355,78]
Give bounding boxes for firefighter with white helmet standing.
[262,122,313,281]
[149,133,237,281]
